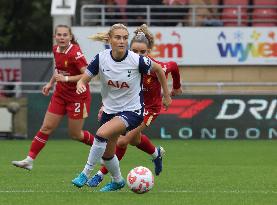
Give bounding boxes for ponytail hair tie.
[136,31,145,37]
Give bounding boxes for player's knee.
[129,137,140,146]
[40,124,54,135]
[96,129,107,138]
[117,137,129,148]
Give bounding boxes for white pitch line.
[0,190,277,194]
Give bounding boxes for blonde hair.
[89,23,129,43]
[131,24,154,49]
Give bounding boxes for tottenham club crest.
[143,57,151,66]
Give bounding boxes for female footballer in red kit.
[86,24,182,187]
[12,25,95,170]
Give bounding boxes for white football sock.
[26,156,34,162]
[82,138,107,177]
[96,170,104,177]
[152,147,158,159]
[104,155,122,183]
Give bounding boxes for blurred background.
[0,0,276,140]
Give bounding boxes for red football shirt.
[143,57,181,113]
[53,43,90,102]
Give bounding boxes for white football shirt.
[86,49,152,114]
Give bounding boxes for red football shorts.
[143,109,159,127]
[47,94,90,119]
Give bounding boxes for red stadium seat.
[188,0,220,6]
[188,0,219,5]
[174,0,188,4]
[222,8,248,26]
[252,8,277,26]
[166,0,188,5]
[253,0,277,6]
[223,0,249,5]
[210,0,220,5]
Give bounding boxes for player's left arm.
[165,62,182,96]
[151,62,172,110]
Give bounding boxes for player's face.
[54,27,72,48]
[110,29,129,54]
[131,42,150,56]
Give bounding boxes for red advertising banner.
[0,59,22,97]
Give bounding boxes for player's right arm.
[151,62,172,110]
[76,73,92,94]
[42,73,56,96]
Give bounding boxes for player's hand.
[54,73,66,82]
[162,95,172,111]
[171,88,183,96]
[76,81,86,94]
[97,106,104,122]
[42,83,52,96]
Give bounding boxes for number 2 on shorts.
[75,103,81,113]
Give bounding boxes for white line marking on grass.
[1,190,277,194]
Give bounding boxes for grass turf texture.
[1,139,277,205]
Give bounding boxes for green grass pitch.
[1,139,277,205]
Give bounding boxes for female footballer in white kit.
[72,23,172,192]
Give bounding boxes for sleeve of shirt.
[138,56,152,74]
[74,47,88,69]
[85,54,100,77]
[165,61,181,89]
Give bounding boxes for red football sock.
[100,166,109,175]
[115,145,127,160]
[81,130,94,146]
[28,131,49,159]
[136,134,155,155]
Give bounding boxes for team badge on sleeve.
[139,56,152,74]
[86,54,100,76]
[75,51,85,60]
[143,57,151,66]
[88,56,97,67]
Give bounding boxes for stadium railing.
[79,4,277,27]
[0,52,52,58]
[1,81,277,96]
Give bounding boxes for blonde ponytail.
[89,23,129,43]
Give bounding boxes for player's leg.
[67,101,94,146]
[99,136,126,192]
[11,95,65,170]
[72,114,126,188]
[75,110,143,191]
[135,134,165,176]
[87,123,144,187]
[68,119,94,146]
[86,143,126,187]
[11,111,63,170]
[99,110,144,192]
[132,112,165,175]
